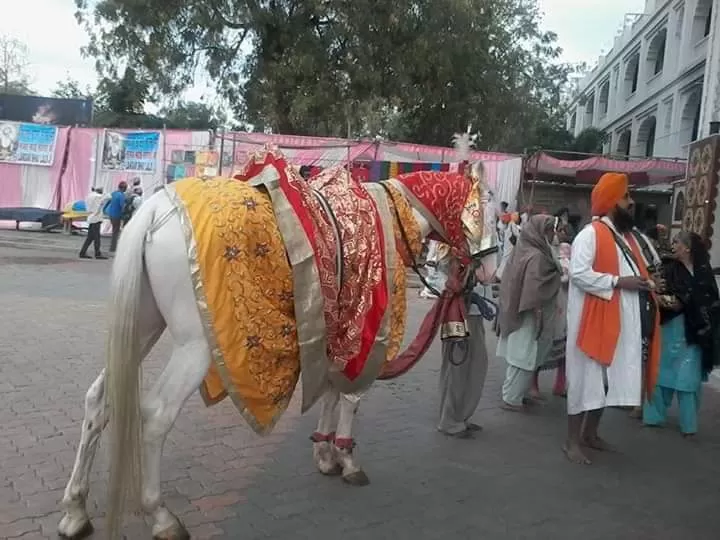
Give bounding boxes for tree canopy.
[51,75,92,99]
[75,0,574,151]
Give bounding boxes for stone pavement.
[1,244,720,540]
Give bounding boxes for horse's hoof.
[342,470,370,486]
[58,519,94,540]
[153,523,190,540]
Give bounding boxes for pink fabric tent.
[532,151,687,185]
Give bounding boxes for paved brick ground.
[1,244,720,539]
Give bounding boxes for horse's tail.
[105,196,157,539]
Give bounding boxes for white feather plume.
[451,124,478,162]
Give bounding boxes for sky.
[0,0,648,107]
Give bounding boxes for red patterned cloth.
[394,171,473,257]
[237,151,388,381]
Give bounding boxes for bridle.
[378,181,498,302]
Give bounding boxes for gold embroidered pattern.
[168,176,423,433]
[170,177,300,433]
[383,183,423,364]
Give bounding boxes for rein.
[379,181,446,297]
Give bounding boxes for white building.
[566,0,716,160]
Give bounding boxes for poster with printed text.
[0,121,58,166]
[101,130,159,172]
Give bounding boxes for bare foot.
[501,401,526,412]
[442,428,475,439]
[581,435,615,452]
[562,442,591,465]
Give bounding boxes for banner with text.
[101,130,160,172]
[0,121,58,166]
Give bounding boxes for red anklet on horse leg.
[334,437,356,451]
[310,431,335,443]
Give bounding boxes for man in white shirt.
[564,172,661,465]
[79,187,110,259]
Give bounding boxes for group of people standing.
[79,179,144,259]
[495,172,720,464]
[426,171,720,463]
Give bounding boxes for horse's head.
[391,163,497,273]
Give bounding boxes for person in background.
[131,185,144,213]
[122,180,142,226]
[106,181,128,254]
[496,201,510,267]
[642,205,659,242]
[79,187,109,260]
[496,214,562,411]
[437,258,493,438]
[643,232,720,437]
[530,220,571,399]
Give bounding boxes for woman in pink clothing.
[529,221,571,399]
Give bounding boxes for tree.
[75,0,574,150]
[92,67,159,127]
[570,127,608,154]
[0,35,33,95]
[52,75,92,99]
[159,101,226,130]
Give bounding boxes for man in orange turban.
[563,172,661,465]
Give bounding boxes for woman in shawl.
[496,214,563,411]
[643,231,720,436]
[529,219,572,399]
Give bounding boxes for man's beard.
[613,205,635,233]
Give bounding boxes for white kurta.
[565,219,651,415]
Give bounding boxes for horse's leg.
[140,339,210,539]
[312,386,341,475]
[57,371,105,539]
[139,199,211,539]
[334,391,370,486]
[59,292,165,539]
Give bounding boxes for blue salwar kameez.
[643,315,704,434]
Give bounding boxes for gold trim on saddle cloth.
[166,178,302,435]
[245,166,330,414]
[378,183,424,365]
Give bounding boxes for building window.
[638,116,657,157]
[624,53,640,97]
[617,129,632,157]
[680,88,702,145]
[692,0,713,42]
[584,93,595,127]
[705,4,713,36]
[570,111,577,132]
[664,99,674,133]
[692,101,701,141]
[647,29,667,76]
[612,65,619,93]
[599,80,610,117]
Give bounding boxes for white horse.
[57,160,497,540]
